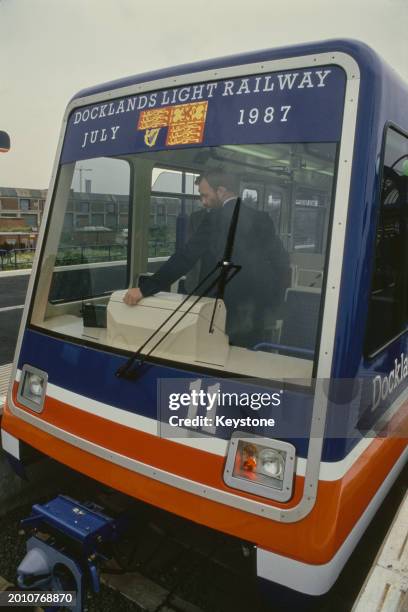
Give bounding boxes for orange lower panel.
[2,399,407,566]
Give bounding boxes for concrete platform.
[0,362,12,413]
[353,491,408,611]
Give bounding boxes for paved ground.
[0,274,28,365]
[0,310,23,366]
[0,275,29,309]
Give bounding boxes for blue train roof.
[71,38,405,102]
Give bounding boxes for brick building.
[0,187,46,249]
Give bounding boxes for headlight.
[224,433,296,502]
[28,375,44,398]
[259,448,285,479]
[17,365,48,413]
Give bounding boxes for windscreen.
[30,65,345,381]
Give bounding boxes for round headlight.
[29,374,43,397]
[259,449,284,478]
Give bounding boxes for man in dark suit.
[124,169,290,348]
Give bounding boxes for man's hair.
[195,168,239,194]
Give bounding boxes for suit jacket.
[139,201,290,347]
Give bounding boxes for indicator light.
[224,433,296,502]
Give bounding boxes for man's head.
[195,169,239,209]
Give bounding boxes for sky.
[0,0,407,189]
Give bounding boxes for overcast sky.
[0,0,407,189]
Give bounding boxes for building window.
[106,213,117,228]
[76,201,89,213]
[63,213,74,230]
[20,198,30,211]
[119,214,128,228]
[1,198,18,210]
[21,214,38,229]
[91,214,104,226]
[91,202,104,213]
[76,214,89,228]
[365,127,408,355]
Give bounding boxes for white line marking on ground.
[0,305,24,313]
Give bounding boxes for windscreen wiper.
[116,198,242,380]
[208,197,241,333]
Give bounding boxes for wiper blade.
[208,197,241,333]
[116,198,242,380]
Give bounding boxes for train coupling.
[16,495,126,611]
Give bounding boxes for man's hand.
[123,287,144,306]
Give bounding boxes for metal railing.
[54,244,127,266]
[0,248,36,271]
[0,241,177,271]
[148,240,176,257]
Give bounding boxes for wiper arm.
[116,198,242,380]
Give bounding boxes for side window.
[366,128,408,355]
[242,187,259,209]
[148,168,200,259]
[264,189,282,233]
[292,190,327,254]
[50,157,131,303]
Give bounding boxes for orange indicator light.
[241,443,258,472]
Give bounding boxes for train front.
[1,51,358,595]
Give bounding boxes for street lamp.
[0,131,10,153]
[75,166,92,194]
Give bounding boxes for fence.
[0,248,36,271]
[0,245,127,271]
[54,244,127,266]
[0,242,176,271]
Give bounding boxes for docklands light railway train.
[2,39,408,599]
